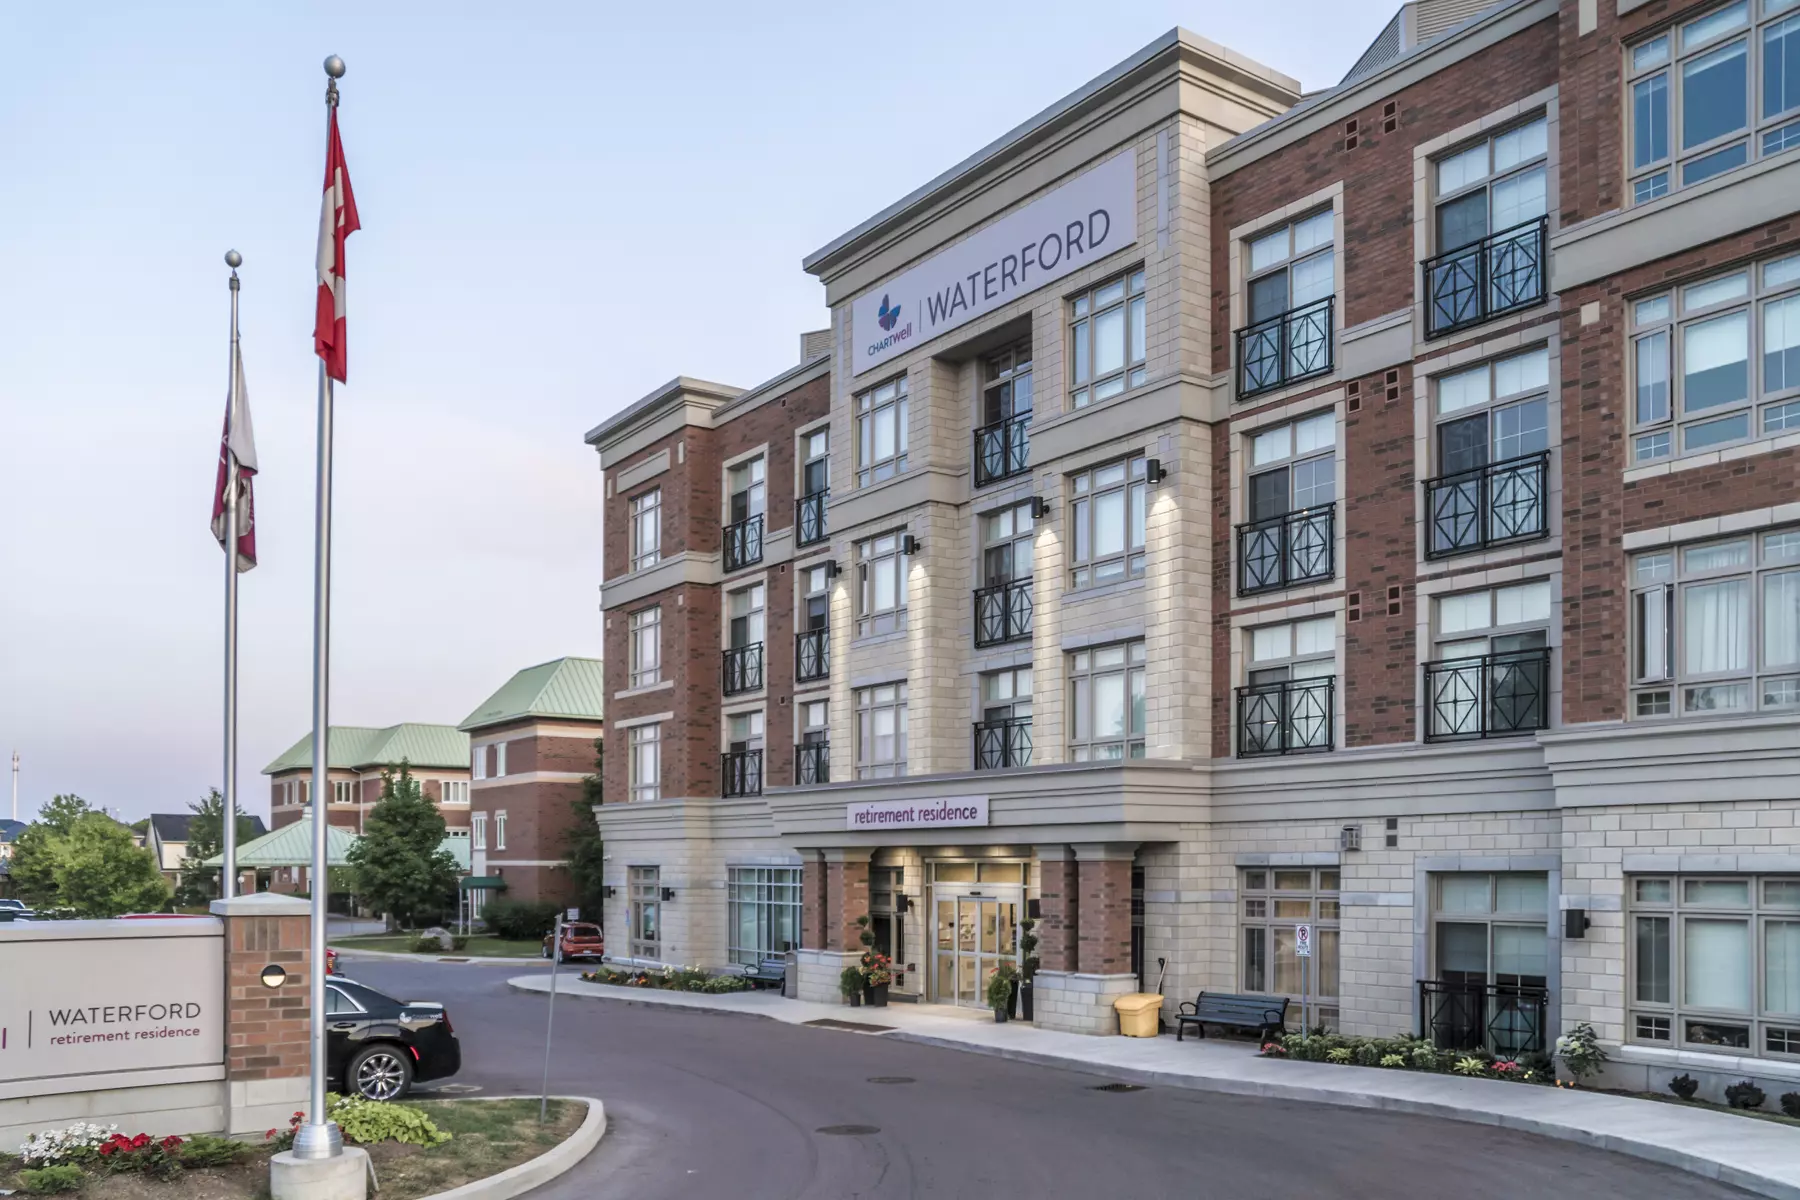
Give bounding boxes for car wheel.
[348,1045,413,1101]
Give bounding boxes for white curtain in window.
[1093,491,1125,556]
[1290,251,1334,306]
[1683,579,1750,674]
[1495,873,1548,913]
[1493,924,1548,978]
[1494,348,1549,397]
[1491,166,1547,229]
[1439,875,1491,914]
[1437,365,1490,415]
[1765,570,1800,668]
[1293,211,1334,255]
[1094,674,1126,737]
[1682,312,1749,411]
[1683,918,1751,1010]
[1766,295,1800,392]
[1767,921,1800,1015]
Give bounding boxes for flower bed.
[579,965,749,993]
[1259,1033,1560,1085]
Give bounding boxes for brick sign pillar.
[1074,846,1135,976]
[210,892,313,1136]
[1034,844,1078,972]
[822,848,871,952]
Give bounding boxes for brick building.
[583,0,1800,1099]
[457,656,605,911]
[263,724,471,835]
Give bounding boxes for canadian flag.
[314,108,360,382]
[211,344,258,572]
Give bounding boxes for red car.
[542,922,604,963]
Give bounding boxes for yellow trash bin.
[1113,992,1164,1037]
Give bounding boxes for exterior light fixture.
[602,885,616,899]
[1145,458,1167,484]
[901,535,920,555]
[260,964,288,989]
[1029,496,1050,519]
[660,887,676,902]
[825,559,842,578]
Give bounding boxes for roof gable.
[262,724,471,775]
[459,657,605,731]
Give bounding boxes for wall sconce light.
[1564,908,1591,939]
[660,887,677,902]
[260,964,288,989]
[825,559,841,578]
[897,895,913,914]
[602,885,616,899]
[1145,458,1167,485]
[1029,496,1050,520]
[901,535,920,555]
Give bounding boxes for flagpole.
[295,53,346,1164]
[221,249,243,902]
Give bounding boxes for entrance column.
[822,847,872,951]
[1029,842,1139,1036]
[801,852,826,950]
[794,847,870,1004]
[1074,843,1135,975]
[1034,844,1078,972]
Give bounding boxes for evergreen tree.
[347,761,460,929]
[54,812,170,917]
[563,739,606,920]
[173,788,265,907]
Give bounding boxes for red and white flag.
[211,344,258,572]
[314,108,360,382]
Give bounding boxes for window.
[1241,867,1341,1030]
[1239,212,1335,396]
[1427,347,1552,556]
[628,866,660,960]
[797,428,830,546]
[1240,412,1336,593]
[727,866,802,966]
[856,532,908,637]
[629,607,661,688]
[855,683,908,779]
[1069,268,1147,409]
[472,748,486,781]
[1426,118,1550,336]
[727,583,765,651]
[975,340,1033,485]
[1426,873,1551,1054]
[1628,0,1800,204]
[798,699,829,785]
[472,812,488,851]
[630,488,661,571]
[1630,528,1800,717]
[440,780,468,805]
[494,810,507,851]
[975,667,1033,769]
[724,457,765,571]
[333,781,354,806]
[1069,456,1147,587]
[1629,253,1800,463]
[796,565,830,683]
[723,711,764,797]
[856,375,909,486]
[1239,616,1335,755]
[1427,581,1553,739]
[628,724,661,802]
[1068,640,1146,761]
[1630,873,1800,1059]
[976,502,1035,647]
[494,743,507,778]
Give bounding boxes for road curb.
[333,946,550,966]
[416,1096,605,1200]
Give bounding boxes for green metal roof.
[203,818,358,868]
[262,724,471,775]
[459,657,605,731]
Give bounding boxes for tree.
[9,794,92,906]
[563,739,606,920]
[173,789,265,907]
[54,813,170,917]
[347,762,460,929]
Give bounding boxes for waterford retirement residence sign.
[847,796,989,831]
[850,150,1138,376]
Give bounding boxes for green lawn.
[330,932,547,958]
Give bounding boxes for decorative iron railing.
[1235,677,1334,757]
[1236,296,1335,399]
[723,514,764,572]
[795,627,829,683]
[722,643,764,696]
[795,741,829,786]
[795,490,829,547]
[973,579,1033,647]
[721,749,763,798]
[1236,503,1335,595]
[973,411,1031,487]
[1423,451,1549,559]
[973,717,1033,770]
[1418,979,1549,1057]
[1423,217,1548,339]
[1423,648,1550,742]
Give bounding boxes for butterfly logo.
[877,295,901,332]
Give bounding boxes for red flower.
[161,1136,184,1149]
[266,1129,278,1140]
[99,1144,117,1157]
[130,1134,150,1149]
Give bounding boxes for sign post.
[539,913,562,1124]
[1294,923,1313,1042]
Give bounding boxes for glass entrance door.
[933,893,1018,1007]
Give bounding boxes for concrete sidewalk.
[510,974,1800,1200]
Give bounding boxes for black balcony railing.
[1424,451,1550,560]
[1236,503,1335,595]
[721,749,763,798]
[973,717,1033,770]
[973,579,1033,647]
[1236,296,1335,400]
[973,411,1031,487]
[1423,217,1548,339]
[722,643,764,696]
[1418,979,1549,1057]
[1423,648,1550,742]
[795,741,829,786]
[1235,677,1334,757]
[795,627,829,683]
[723,514,764,572]
[795,489,829,547]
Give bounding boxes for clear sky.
[0,0,1394,824]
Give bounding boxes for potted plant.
[839,965,866,1007]
[987,962,1020,1023]
[1018,919,1040,1022]
[863,952,893,1006]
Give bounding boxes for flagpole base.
[291,1120,344,1160]
[271,1144,366,1200]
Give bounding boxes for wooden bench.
[1174,991,1289,1042]
[742,957,788,990]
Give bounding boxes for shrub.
[483,899,560,941]
[1379,1054,1406,1068]
[17,1166,83,1194]
[1410,1045,1441,1072]
[1724,1080,1766,1110]
[1354,1042,1382,1068]
[19,1122,116,1168]
[175,1135,246,1169]
[1325,1047,1353,1064]
[265,1111,305,1152]
[1780,1091,1800,1118]
[1518,1049,1555,1078]
[327,1097,450,1147]
[700,974,749,994]
[96,1134,184,1179]
[1668,1073,1700,1101]
[1452,1056,1488,1076]
[1555,1022,1609,1083]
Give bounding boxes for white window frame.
[1244,210,1335,327]
[332,780,354,806]
[1629,527,1800,718]
[1626,0,1800,205]
[629,606,662,688]
[1248,411,1337,520]
[629,724,661,802]
[494,810,507,851]
[494,742,507,778]
[855,375,909,486]
[1068,455,1147,588]
[855,682,908,779]
[856,532,907,637]
[1240,867,1342,1029]
[472,749,486,782]
[726,866,803,967]
[630,488,661,572]
[1067,639,1147,761]
[1068,266,1147,410]
[1628,252,1800,464]
[472,812,488,851]
[799,426,830,499]
[1432,116,1550,255]
[441,780,469,806]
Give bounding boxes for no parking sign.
[1295,923,1312,957]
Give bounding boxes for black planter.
[847,990,863,1007]
[1020,979,1034,1022]
[865,983,890,1008]
[993,1007,1010,1024]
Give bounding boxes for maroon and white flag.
[313,108,360,383]
[210,344,258,572]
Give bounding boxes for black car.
[325,976,461,1101]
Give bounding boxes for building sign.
[0,931,224,1091]
[846,796,989,831]
[850,150,1139,377]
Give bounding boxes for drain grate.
[866,1076,915,1084]
[1091,1082,1146,1093]
[802,1018,896,1034]
[817,1125,881,1136]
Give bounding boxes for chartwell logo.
[877,294,901,332]
[866,292,914,361]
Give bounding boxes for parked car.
[542,922,604,963]
[325,977,460,1101]
[0,899,33,921]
